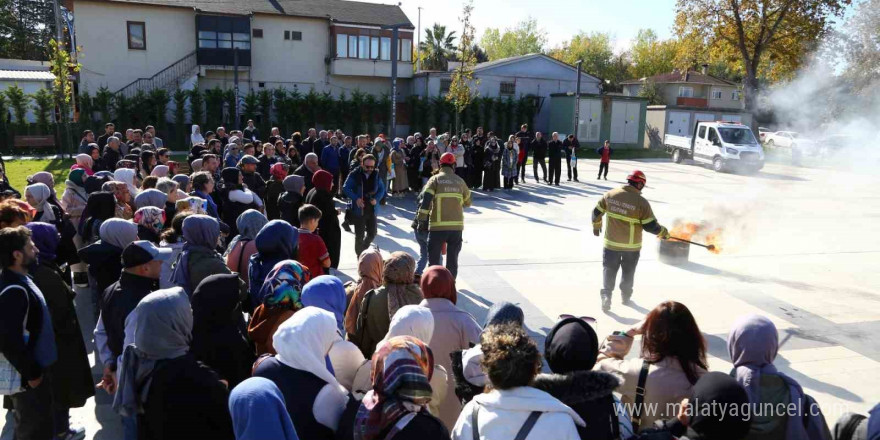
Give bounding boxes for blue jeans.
[122,414,138,440]
[415,229,429,275]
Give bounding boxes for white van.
[665,121,765,172]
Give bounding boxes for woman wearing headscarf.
[191,273,255,389]
[90,144,108,173]
[419,265,481,428]
[351,305,448,416]
[224,209,268,283]
[345,336,448,440]
[350,252,423,359]
[71,153,95,176]
[134,188,167,210]
[191,124,205,147]
[532,316,634,439]
[278,174,305,227]
[305,169,341,270]
[26,171,61,209]
[78,218,138,314]
[27,181,81,271]
[265,162,288,220]
[728,315,831,440]
[61,168,89,228]
[150,164,170,178]
[172,174,191,194]
[344,247,384,336]
[25,222,95,440]
[26,182,63,225]
[169,214,233,296]
[220,167,261,236]
[252,307,350,440]
[301,275,365,392]
[79,191,117,244]
[113,287,234,440]
[248,260,310,356]
[247,220,298,311]
[389,138,409,195]
[134,206,166,244]
[229,377,300,440]
[176,196,208,216]
[114,167,140,199]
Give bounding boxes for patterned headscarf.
[259,259,310,309]
[176,196,208,215]
[355,336,434,440]
[134,206,166,233]
[383,252,417,319]
[344,247,385,335]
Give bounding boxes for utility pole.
[233,47,240,131]
[382,23,410,138]
[416,7,422,72]
[573,59,582,138]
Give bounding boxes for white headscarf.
[273,307,341,385]
[114,168,139,198]
[25,183,56,223]
[150,165,170,177]
[383,305,434,345]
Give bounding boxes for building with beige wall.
[620,68,743,111]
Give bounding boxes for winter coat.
[60,184,89,226]
[304,188,341,269]
[186,246,235,296]
[349,284,423,359]
[533,371,633,440]
[78,240,125,303]
[159,240,185,289]
[320,145,341,173]
[277,191,303,227]
[32,260,94,409]
[343,167,386,218]
[390,148,409,192]
[501,147,518,178]
[452,386,585,440]
[532,138,548,158]
[265,178,285,220]
[420,298,482,429]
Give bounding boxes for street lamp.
[573,59,582,139]
[381,22,412,138]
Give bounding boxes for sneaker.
[603,176,607,180]
[597,176,601,180]
[56,427,86,440]
[622,294,632,306]
[567,178,572,181]
[601,295,612,312]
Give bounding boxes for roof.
[87,0,413,27]
[474,53,602,82]
[0,70,55,81]
[621,70,737,87]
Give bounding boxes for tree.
[446,0,479,133]
[148,88,169,133]
[0,0,57,60]
[5,84,28,125]
[31,87,53,132]
[173,89,187,146]
[549,31,630,92]
[675,0,850,111]
[188,88,204,127]
[480,18,547,61]
[49,38,79,154]
[835,0,880,95]
[472,44,489,63]
[420,24,457,71]
[630,29,678,78]
[94,87,114,123]
[637,80,665,105]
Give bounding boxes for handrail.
[116,51,198,98]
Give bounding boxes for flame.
[667,221,724,254]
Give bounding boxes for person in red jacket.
[596,140,612,180]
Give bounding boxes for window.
[291,31,302,41]
[708,128,720,144]
[198,31,217,48]
[380,37,391,60]
[698,126,707,139]
[284,30,290,40]
[127,21,146,50]
[196,15,251,66]
[440,79,452,94]
[349,35,358,58]
[358,35,369,59]
[500,81,516,95]
[399,39,412,62]
[232,32,250,49]
[258,82,265,88]
[711,89,722,99]
[252,28,263,38]
[678,86,694,97]
[732,90,741,100]
[336,34,348,57]
[370,37,379,59]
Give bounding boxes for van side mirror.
[712,139,721,146]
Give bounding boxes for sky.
[372,0,680,54]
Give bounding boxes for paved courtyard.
[3,158,878,439]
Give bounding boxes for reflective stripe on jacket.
[418,167,471,231]
[593,185,655,251]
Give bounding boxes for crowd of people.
[0,120,877,440]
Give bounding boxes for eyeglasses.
[558,314,597,331]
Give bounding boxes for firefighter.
[414,152,472,279]
[591,170,669,311]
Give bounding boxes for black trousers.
[351,206,377,257]
[503,177,515,189]
[598,162,609,178]
[516,160,526,182]
[428,230,463,279]
[533,156,547,182]
[601,248,640,299]
[566,156,579,180]
[548,158,562,185]
[11,373,54,440]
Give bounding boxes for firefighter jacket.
[592,185,664,252]
[417,166,472,231]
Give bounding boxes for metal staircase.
[115,51,198,98]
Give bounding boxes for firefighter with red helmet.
[591,170,669,311]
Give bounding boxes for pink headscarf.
[72,154,95,176]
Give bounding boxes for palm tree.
[419,24,457,71]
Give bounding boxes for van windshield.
[718,128,757,144]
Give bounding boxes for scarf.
[114,168,139,198]
[420,265,457,305]
[383,252,417,319]
[150,165,170,177]
[312,170,333,192]
[26,222,59,262]
[176,196,208,215]
[99,218,139,249]
[249,220,299,307]
[169,215,220,296]
[344,247,384,335]
[67,168,87,189]
[172,174,190,192]
[728,314,826,440]
[134,206,166,234]
[258,259,308,309]
[302,275,347,332]
[25,183,56,223]
[224,209,268,258]
[229,377,299,440]
[483,301,524,327]
[134,189,167,209]
[383,305,434,345]
[27,171,57,200]
[355,336,434,440]
[272,307,342,389]
[270,162,288,181]
[74,154,94,175]
[113,287,192,417]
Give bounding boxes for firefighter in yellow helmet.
[591,170,669,311]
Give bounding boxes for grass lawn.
[4,158,75,194]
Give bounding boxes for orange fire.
[667,221,724,254]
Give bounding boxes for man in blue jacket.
[343,154,386,257]
[321,135,341,194]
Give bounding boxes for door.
[667,111,691,137]
[610,101,627,143]
[577,99,602,142]
[721,114,741,123]
[623,102,641,144]
[693,124,713,163]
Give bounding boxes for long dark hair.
[641,301,707,385]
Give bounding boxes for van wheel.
[713,157,725,172]
[672,149,683,164]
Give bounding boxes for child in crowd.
[297,204,331,277]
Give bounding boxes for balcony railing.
[115,51,197,98]
[676,97,708,107]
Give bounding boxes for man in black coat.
[547,132,565,186]
[514,124,533,183]
[532,131,548,184]
[102,136,123,172]
[294,153,320,193]
[97,122,115,149]
[239,155,267,200]
[304,128,323,156]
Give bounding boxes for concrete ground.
[3,157,878,439]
